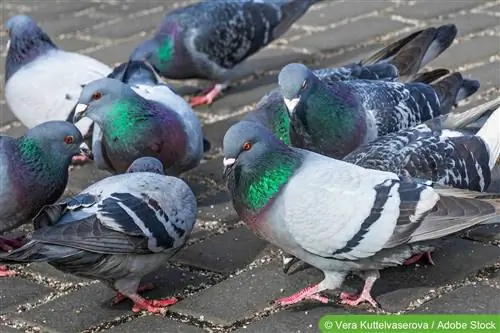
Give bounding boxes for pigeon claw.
[130,296,178,314]
[340,291,378,308]
[274,283,330,306]
[112,283,156,305]
[404,251,435,266]
[0,265,16,277]
[0,235,27,252]
[189,85,222,107]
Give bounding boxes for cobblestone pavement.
[0,1,500,332]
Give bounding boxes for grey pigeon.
[244,24,457,145]
[129,0,319,107]
[222,121,500,308]
[0,121,91,276]
[73,77,202,175]
[4,15,111,153]
[279,63,479,158]
[0,157,197,313]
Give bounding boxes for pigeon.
[244,24,458,145]
[72,77,203,175]
[222,121,500,308]
[0,121,92,276]
[279,63,479,158]
[0,157,197,313]
[4,15,112,162]
[281,99,500,274]
[129,0,319,107]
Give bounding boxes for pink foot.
[340,291,378,307]
[129,294,178,314]
[189,84,223,107]
[0,236,27,252]
[404,251,435,266]
[112,283,155,305]
[0,265,16,277]
[274,283,330,306]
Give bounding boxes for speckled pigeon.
[129,0,320,107]
[0,121,91,276]
[244,24,457,145]
[3,15,112,156]
[279,63,479,158]
[0,157,197,313]
[73,77,203,175]
[222,121,500,308]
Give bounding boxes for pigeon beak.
[73,103,88,123]
[79,142,94,160]
[284,98,300,114]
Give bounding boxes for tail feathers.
[476,103,500,170]
[0,241,51,264]
[431,73,480,114]
[362,24,457,81]
[412,68,450,84]
[442,97,500,130]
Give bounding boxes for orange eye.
[91,92,102,100]
[242,141,252,151]
[64,135,74,144]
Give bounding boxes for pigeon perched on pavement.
[129,0,320,107]
[73,77,202,175]
[244,24,457,145]
[279,63,479,158]
[0,157,197,313]
[0,121,91,276]
[3,15,111,162]
[222,121,500,308]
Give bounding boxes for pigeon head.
[4,15,57,80]
[127,157,165,174]
[108,60,160,86]
[24,121,92,162]
[278,63,317,116]
[74,78,131,124]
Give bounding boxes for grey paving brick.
[102,315,205,333]
[463,62,500,96]
[430,36,500,70]
[246,47,312,77]
[170,261,323,326]
[93,2,165,17]
[0,123,28,138]
[0,325,24,333]
[66,163,111,195]
[292,17,408,52]
[0,104,17,128]
[431,13,500,38]
[23,263,88,284]
[173,227,269,274]
[364,238,500,312]
[412,284,500,314]
[39,15,110,37]
[85,34,148,66]
[1,3,92,24]
[92,11,166,39]
[296,1,390,27]
[16,267,206,333]
[0,277,55,314]
[464,224,500,244]
[54,37,99,52]
[393,1,489,20]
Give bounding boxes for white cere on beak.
[75,103,88,115]
[284,98,300,113]
[223,158,236,167]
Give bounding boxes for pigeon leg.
[340,270,379,308]
[0,265,16,277]
[189,82,228,107]
[112,283,156,305]
[274,271,346,306]
[404,251,435,266]
[0,235,27,252]
[128,294,178,314]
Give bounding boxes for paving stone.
[464,224,500,243]
[85,34,148,66]
[66,163,111,195]
[292,17,408,52]
[53,37,99,52]
[173,227,269,274]
[1,3,92,24]
[39,15,110,37]
[246,47,312,77]
[16,267,207,333]
[431,13,500,38]
[0,104,17,128]
[170,261,323,326]
[463,62,500,95]
[234,306,364,333]
[103,315,205,333]
[93,2,166,17]
[412,284,500,314]
[0,325,24,333]
[23,263,89,284]
[0,123,28,138]
[92,11,167,39]
[362,237,500,312]
[393,1,489,20]
[0,277,55,314]
[296,1,390,27]
[430,36,500,70]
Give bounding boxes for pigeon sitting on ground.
[3,15,112,163]
[0,157,197,313]
[0,121,92,276]
[244,24,457,145]
[222,121,500,308]
[129,0,319,107]
[73,77,203,175]
[281,98,500,274]
[279,63,479,158]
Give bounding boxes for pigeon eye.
[63,135,74,144]
[91,92,102,100]
[242,142,252,151]
[300,80,308,91]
